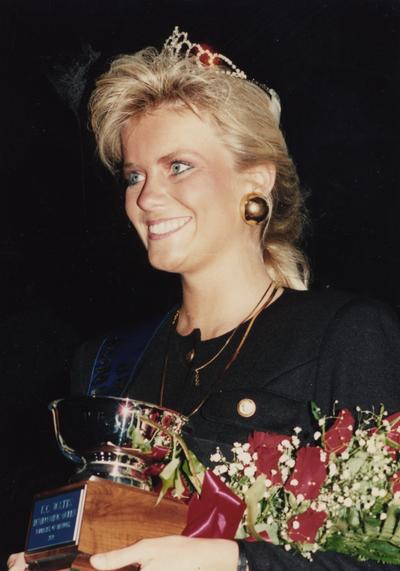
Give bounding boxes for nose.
[136,174,167,212]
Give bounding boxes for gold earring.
[240,193,269,225]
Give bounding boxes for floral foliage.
[134,403,400,563]
[125,414,204,501]
[207,404,400,563]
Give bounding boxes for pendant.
[193,369,200,386]
[186,348,195,363]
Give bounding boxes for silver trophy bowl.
[49,396,188,490]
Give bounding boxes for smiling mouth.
[147,217,192,239]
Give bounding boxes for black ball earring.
[240,193,269,225]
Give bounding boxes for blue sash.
[86,311,173,396]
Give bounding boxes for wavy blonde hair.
[89,46,310,289]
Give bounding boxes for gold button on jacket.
[237,398,256,418]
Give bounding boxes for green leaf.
[157,457,180,504]
[127,426,151,451]
[288,492,298,510]
[347,508,361,529]
[234,523,247,540]
[324,533,400,564]
[363,515,381,538]
[128,426,146,447]
[245,476,266,537]
[296,499,312,515]
[335,517,349,535]
[386,436,400,450]
[188,450,206,475]
[311,401,322,421]
[182,451,206,493]
[182,451,205,490]
[173,470,185,500]
[379,501,400,541]
[391,529,400,547]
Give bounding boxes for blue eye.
[171,161,192,175]
[125,171,145,187]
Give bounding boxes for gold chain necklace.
[191,282,275,386]
[159,283,278,416]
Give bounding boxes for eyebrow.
[122,161,140,171]
[122,149,204,171]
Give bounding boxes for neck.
[177,249,277,340]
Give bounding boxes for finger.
[90,544,142,570]
[7,552,27,571]
[7,554,17,567]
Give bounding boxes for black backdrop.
[1,0,399,563]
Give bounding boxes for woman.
[9,27,400,571]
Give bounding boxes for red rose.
[323,408,355,457]
[284,446,327,500]
[288,508,327,543]
[248,431,289,485]
[390,471,400,494]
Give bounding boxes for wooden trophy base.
[25,477,188,571]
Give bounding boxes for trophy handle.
[50,401,85,465]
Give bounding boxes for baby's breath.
[207,405,400,562]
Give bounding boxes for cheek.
[186,171,235,212]
[125,195,147,239]
[125,191,139,221]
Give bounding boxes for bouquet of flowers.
[205,404,400,563]
[134,403,400,563]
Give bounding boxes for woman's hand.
[7,552,27,571]
[90,536,239,571]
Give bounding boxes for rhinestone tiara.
[164,26,247,79]
[163,27,281,124]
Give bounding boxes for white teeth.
[148,217,190,235]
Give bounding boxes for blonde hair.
[89,46,310,290]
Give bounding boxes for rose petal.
[323,409,355,457]
[284,447,327,500]
[288,508,327,543]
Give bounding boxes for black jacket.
[72,288,400,570]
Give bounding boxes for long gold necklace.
[190,282,275,386]
[159,282,278,416]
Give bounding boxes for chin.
[147,251,187,274]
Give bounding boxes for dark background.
[1,0,399,563]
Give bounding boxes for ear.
[239,163,276,197]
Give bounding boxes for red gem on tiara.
[195,44,221,66]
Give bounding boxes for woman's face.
[121,106,253,276]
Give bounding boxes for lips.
[147,216,191,239]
